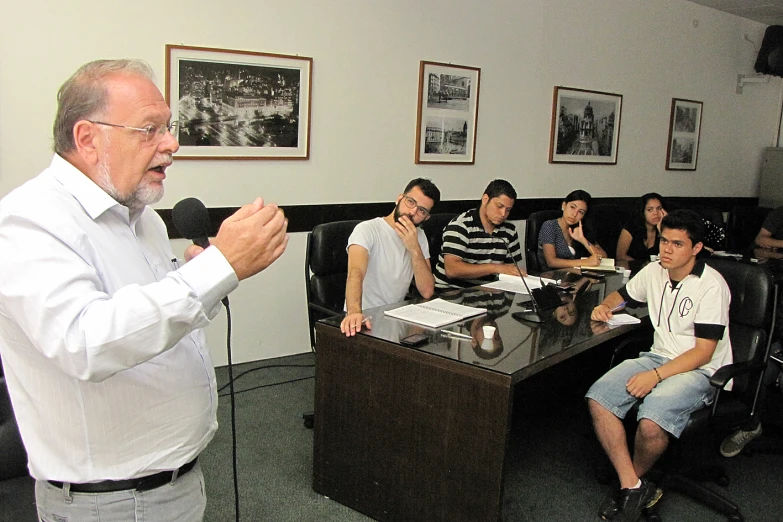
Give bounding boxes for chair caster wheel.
[728,514,744,522]
[646,514,661,522]
[716,475,730,487]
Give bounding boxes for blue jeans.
[585,352,714,438]
[35,461,206,522]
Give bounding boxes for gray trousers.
[35,461,206,522]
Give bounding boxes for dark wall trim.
[157,196,759,239]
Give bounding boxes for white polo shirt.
[620,260,732,376]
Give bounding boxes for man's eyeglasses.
[89,120,180,142]
[401,195,431,218]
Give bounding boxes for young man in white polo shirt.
[585,209,732,522]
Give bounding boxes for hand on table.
[340,313,372,337]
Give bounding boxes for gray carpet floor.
[2,351,782,521]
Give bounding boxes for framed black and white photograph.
[665,98,702,171]
[165,44,312,160]
[415,61,480,164]
[549,86,622,165]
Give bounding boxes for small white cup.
[623,269,631,278]
[650,255,660,262]
[482,325,496,339]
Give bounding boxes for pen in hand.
[609,301,627,313]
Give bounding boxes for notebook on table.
[384,298,487,328]
[579,257,617,271]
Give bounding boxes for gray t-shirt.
[346,217,430,310]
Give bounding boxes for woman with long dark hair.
[616,193,667,261]
[537,189,607,271]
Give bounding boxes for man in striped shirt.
[434,179,525,290]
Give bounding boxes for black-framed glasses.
[89,120,180,142]
[401,195,431,217]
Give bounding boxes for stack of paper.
[482,274,557,294]
[606,314,641,327]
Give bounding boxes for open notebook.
[580,257,617,272]
[384,298,487,328]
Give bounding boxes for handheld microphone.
[172,197,211,249]
[172,197,229,307]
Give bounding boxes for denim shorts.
[585,352,714,438]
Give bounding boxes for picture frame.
[415,61,481,164]
[549,86,622,165]
[665,98,703,171]
[165,44,312,160]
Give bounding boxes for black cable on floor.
[217,364,314,393]
[218,375,314,398]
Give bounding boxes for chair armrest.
[309,302,343,318]
[709,361,763,389]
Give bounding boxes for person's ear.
[692,241,703,256]
[72,120,101,165]
[481,194,489,206]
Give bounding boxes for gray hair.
[53,59,155,154]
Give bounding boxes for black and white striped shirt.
[434,208,523,290]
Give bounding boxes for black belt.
[47,458,198,493]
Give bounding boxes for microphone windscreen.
[172,197,211,241]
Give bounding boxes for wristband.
[653,368,663,383]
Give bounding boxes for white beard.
[95,149,165,211]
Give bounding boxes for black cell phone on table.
[400,333,428,347]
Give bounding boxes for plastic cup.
[482,325,496,339]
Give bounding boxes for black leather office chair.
[304,220,361,350]
[0,361,28,480]
[303,220,361,429]
[586,204,632,259]
[726,206,771,251]
[525,210,560,274]
[421,213,458,272]
[641,259,777,522]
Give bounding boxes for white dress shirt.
[0,154,238,482]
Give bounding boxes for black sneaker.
[598,489,620,520]
[599,485,663,520]
[614,479,662,522]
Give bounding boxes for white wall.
[1,0,778,364]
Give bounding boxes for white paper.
[606,314,642,327]
[483,274,558,294]
[384,298,486,328]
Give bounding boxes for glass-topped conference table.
[312,269,646,522]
